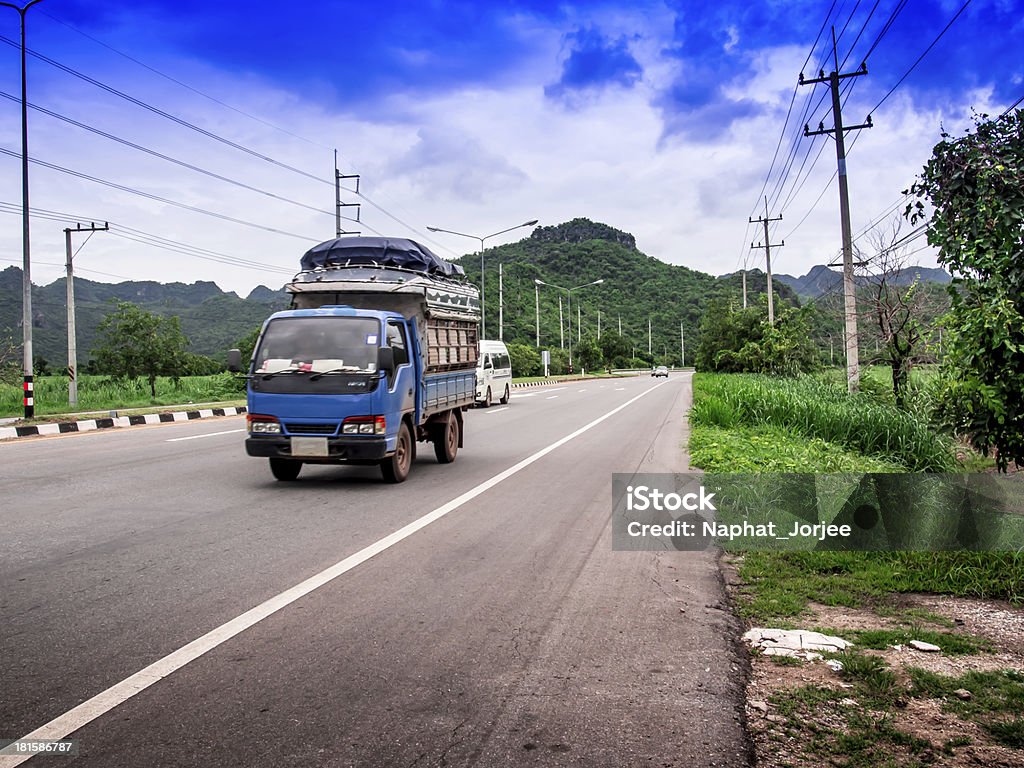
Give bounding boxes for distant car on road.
[652,365,669,378]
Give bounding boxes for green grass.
[837,652,900,703]
[691,372,957,471]
[840,628,989,655]
[735,550,1024,621]
[690,424,905,473]
[764,662,1024,763]
[0,374,246,418]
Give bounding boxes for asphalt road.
[0,372,750,767]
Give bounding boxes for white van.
[476,340,512,407]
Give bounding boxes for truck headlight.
[247,414,281,434]
[342,416,386,435]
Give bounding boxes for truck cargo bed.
[422,370,476,416]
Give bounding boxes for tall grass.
[0,374,245,417]
[691,373,957,472]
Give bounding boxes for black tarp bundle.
[299,237,465,278]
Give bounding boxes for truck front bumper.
[245,435,389,462]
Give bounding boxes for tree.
[93,302,190,397]
[0,334,18,385]
[909,109,1024,470]
[575,335,604,372]
[695,297,819,376]
[236,326,262,367]
[507,343,542,377]
[858,218,946,408]
[599,331,631,368]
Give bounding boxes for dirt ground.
[724,562,1024,767]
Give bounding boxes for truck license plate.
[291,437,328,457]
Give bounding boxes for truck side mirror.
[227,348,242,372]
[377,346,395,375]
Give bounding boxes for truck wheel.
[500,384,510,405]
[381,422,413,483]
[269,458,302,481]
[482,387,491,408]
[433,410,459,464]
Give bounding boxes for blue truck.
[229,237,480,483]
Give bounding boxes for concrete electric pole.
[64,222,108,407]
[749,197,783,325]
[800,27,872,393]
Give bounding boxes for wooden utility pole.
[800,27,872,392]
[749,197,783,325]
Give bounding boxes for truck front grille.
[284,423,338,435]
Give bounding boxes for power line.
[0,91,341,221]
[0,33,466,259]
[0,148,321,242]
[0,33,330,186]
[39,8,334,153]
[0,200,296,274]
[867,0,973,115]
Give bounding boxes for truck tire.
[482,387,491,408]
[380,422,413,483]
[269,458,302,481]
[500,384,510,405]
[433,410,459,464]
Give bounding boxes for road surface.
[0,372,750,767]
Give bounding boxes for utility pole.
[3,0,44,418]
[558,296,564,349]
[334,153,360,237]
[618,315,622,336]
[534,281,540,347]
[577,304,581,344]
[498,262,504,341]
[597,309,601,340]
[749,197,783,325]
[680,322,685,367]
[741,269,747,309]
[64,222,108,407]
[801,27,872,392]
[648,317,652,358]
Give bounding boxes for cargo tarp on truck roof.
[300,237,465,279]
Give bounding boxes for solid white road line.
[0,381,668,768]
[484,407,510,414]
[166,429,246,442]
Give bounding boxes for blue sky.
[1,0,1022,295]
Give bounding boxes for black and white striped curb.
[0,406,247,441]
[511,379,562,389]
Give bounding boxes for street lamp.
[426,219,538,338]
[535,278,604,373]
[1,0,44,417]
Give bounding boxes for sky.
[0,0,1021,297]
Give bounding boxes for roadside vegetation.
[0,373,245,418]
[691,372,957,472]
[690,371,1023,767]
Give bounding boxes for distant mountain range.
[0,267,288,366]
[761,263,951,299]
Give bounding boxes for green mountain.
[454,218,795,362]
[0,267,287,367]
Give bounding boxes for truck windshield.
[253,317,380,374]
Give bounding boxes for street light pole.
[2,0,44,417]
[426,219,538,339]
[535,278,604,374]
